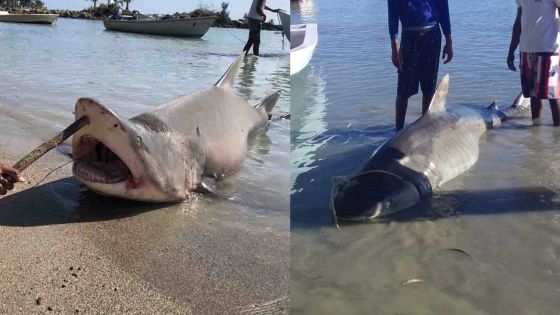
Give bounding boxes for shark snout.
[330,176,384,222]
[332,186,384,222]
[330,170,421,222]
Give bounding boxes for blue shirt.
[388,0,451,39]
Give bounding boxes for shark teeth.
[73,134,132,184]
[74,162,130,184]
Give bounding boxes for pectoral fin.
[255,90,281,120]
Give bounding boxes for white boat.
[277,10,290,41]
[0,11,57,25]
[291,23,318,75]
[103,13,216,38]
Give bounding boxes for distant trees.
[0,0,44,8]
[87,2,117,16]
[0,0,13,7]
[216,2,231,24]
[19,0,32,7]
[86,0,98,9]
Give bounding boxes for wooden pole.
[12,115,89,172]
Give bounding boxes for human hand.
[0,163,24,196]
[442,43,453,64]
[391,47,403,71]
[507,52,516,71]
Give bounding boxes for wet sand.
[0,151,289,314]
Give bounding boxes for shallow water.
[291,0,560,314]
[0,18,289,311]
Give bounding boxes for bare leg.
[395,95,409,130]
[422,93,434,115]
[530,97,544,124]
[550,99,560,126]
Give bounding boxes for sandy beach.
[0,16,290,314]
[0,152,289,314]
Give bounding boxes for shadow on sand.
[0,177,171,227]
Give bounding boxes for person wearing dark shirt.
[388,0,453,130]
[243,0,281,56]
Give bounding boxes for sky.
[43,0,289,20]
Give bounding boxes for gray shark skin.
[331,75,530,222]
[71,54,280,202]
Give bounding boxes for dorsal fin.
[487,100,498,110]
[214,52,245,89]
[427,74,450,115]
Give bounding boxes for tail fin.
[497,92,531,120]
[255,90,281,120]
[214,52,245,89]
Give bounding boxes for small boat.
[277,10,290,41]
[103,13,216,38]
[0,11,57,25]
[291,23,318,75]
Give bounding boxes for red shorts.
[520,52,560,100]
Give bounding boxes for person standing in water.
[0,162,24,196]
[243,0,281,56]
[388,0,453,130]
[507,1,560,126]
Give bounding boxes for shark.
[331,75,530,222]
[71,54,280,202]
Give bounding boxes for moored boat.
[103,13,216,38]
[291,23,318,75]
[0,10,57,25]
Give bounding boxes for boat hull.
[103,17,216,38]
[0,14,57,25]
[291,23,318,75]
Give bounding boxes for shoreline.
[0,7,284,31]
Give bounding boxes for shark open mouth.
[73,135,132,184]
